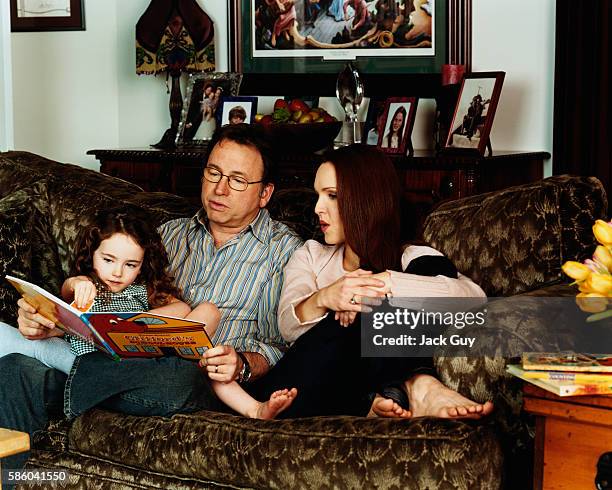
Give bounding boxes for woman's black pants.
[247,314,434,418]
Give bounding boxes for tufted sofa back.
[423,175,608,296]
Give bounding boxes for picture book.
[521,352,612,373]
[507,364,612,397]
[5,275,213,361]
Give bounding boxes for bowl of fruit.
[255,99,342,153]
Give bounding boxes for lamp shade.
[136,0,215,76]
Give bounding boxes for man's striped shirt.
[158,208,303,366]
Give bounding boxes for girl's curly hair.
[71,207,181,308]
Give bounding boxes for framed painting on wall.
[10,0,85,32]
[229,0,446,74]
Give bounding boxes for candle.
[442,64,466,86]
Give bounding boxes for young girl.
[0,208,296,420]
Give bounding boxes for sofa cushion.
[65,409,502,490]
[423,175,607,296]
[0,180,63,322]
[0,151,142,199]
[268,187,322,241]
[45,181,197,276]
[0,191,34,324]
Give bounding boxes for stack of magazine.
[507,352,612,396]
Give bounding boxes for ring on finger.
[350,295,357,305]
[214,365,218,373]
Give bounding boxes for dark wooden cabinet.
[88,147,549,236]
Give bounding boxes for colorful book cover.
[507,364,612,397]
[514,368,612,384]
[6,275,213,361]
[521,352,612,373]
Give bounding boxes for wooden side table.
[0,428,30,489]
[523,384,612,489]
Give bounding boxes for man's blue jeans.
[0,354,66,481]
[0,351,222,479]
[65,352,223,419]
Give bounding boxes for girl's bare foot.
[404,374,494,419]
[255,388,298,420]
[368,394,411,418]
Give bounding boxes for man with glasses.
[1,124,303,472]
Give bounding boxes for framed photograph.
[10,0,85,32]
[218,97,259,125]
[444,72,505,155]
[377,97,418,156]
[363,97,386,146]
[176,72,243,146]
[229,0,446,74]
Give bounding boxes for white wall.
[11,0,119,170]
[9,0,555,172]
[0,0,14,151]
[10,0,227,168]
[473,0,555,175]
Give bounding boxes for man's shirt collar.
[193,208,271,244]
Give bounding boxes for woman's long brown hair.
[323,144,402,273]
[71,207,181,308]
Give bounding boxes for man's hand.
[199,345,242,383]
[17,298,63,340]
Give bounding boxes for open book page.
[5,274,116,358]
[5,275,213,361]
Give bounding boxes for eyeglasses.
[202,166,263,192]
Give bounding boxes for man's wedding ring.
[214,365,218,373]
[350,295,357,305]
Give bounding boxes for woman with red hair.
[247,144,493,419]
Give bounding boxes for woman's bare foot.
[404,374,493,419]
[368,395,411,418]
[254,388,298,420]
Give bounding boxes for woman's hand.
[335,310,357,327]
[369,271,392,294]
[69,276,97,310]
[317,269,388,313]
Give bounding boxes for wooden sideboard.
[88,147,549,238]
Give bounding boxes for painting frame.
[377,97,418,156]
[229,0,446,74]
[176,72,243,147]
[218,96,259,125]
[444,71,505,156]
[10,0,85,32]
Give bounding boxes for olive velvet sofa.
[0,151,606,489]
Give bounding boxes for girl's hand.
[70,277,97,310]
[317,269,387,313]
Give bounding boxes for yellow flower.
[593,220,612,246]
[576,293,609,313]
[562,261,591,281]
[594,245,612,271]
[585,272,612,295]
